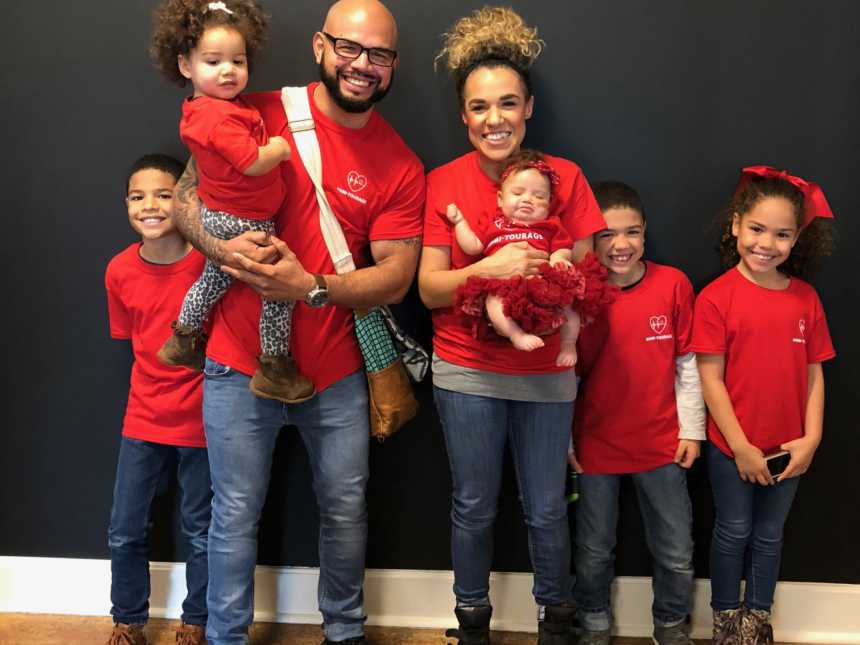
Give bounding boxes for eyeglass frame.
[321,32,398,68]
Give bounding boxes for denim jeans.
[203,359,369,645]
[573,463,694,630]
[433,386,574,607]
[707,442,799,612]
[108,436,212,626]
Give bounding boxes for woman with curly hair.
[418,7,606,644]
[151,0,314,405]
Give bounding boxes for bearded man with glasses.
[171,1,425,643]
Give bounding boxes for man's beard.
[318,59,393,114]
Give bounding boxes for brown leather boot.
[157,322,207,371]
[249,354,316,404]
[175,622,207,645]
[106,622,147,645]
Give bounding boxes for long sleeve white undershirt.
[675,352,706,440]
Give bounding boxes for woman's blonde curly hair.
[436,6,544,102]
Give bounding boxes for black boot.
[445,605,492,644]
[538,604,576,645]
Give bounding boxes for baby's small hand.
[446,203,464,225]
[270,136,292,162]
[551,258,573,269]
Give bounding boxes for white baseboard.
[1,557,858,642]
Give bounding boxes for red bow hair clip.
[499,158,561,194]
[739,165,834,228]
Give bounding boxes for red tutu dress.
[453,213,616,336]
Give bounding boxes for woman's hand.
[732,441,771,485]
[778,435,820,480]
[476,241,549,279]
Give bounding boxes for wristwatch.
[304,273,329,308]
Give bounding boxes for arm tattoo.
[392,236,422,248]
[173,158,226,263]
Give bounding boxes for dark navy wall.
[2,0,857,583]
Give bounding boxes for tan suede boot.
[175,622,206,645]
[106,622,147,645]
[157,322,207,371]
[249,354,316,404]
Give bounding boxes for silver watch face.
[306,287,328,308]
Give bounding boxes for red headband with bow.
[738,165,834,228]
[499,158,561,195]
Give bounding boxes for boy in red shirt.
[104,154,211,645]
[570,182,705,645]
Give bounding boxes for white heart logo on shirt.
[347,171,367,193]
[649,315,668,334]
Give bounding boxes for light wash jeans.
[433,386,575,607]
[203,359,369,645]
[573,463,694,631]
[707,442,799,611]
[108,437,211,627]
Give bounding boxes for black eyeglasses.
[322,32,397,67]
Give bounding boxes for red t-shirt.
[424,151,605,374]
[180,95,286,220]
[690,267,836,456]
[573,262,695,473]
[206,84,425,389]
[479,213,572,257]
[105,244,206,447]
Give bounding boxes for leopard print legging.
[177,206,293,357]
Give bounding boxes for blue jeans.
[433,386,574,607]
[707,442,799,612]
[573,463,694,630]
[108,437,212,626]
[203,359,369,645]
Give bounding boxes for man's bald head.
[313,0,399,117]
[323,0,397,49]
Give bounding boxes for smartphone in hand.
[765,450,791,481]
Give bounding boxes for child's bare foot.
[556,341,578,367]
[511,332,545,351]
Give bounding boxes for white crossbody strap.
[281,86,356,274]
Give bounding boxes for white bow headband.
[206,2,234,14]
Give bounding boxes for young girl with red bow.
[691,166,836,644]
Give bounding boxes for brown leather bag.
[367,360,420,440]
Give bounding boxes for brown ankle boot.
[107,622,147,645]
[157,322,207,370]
[175,622,206,645]
[249,354,316,404]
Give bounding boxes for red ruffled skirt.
[454,253,617,336]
